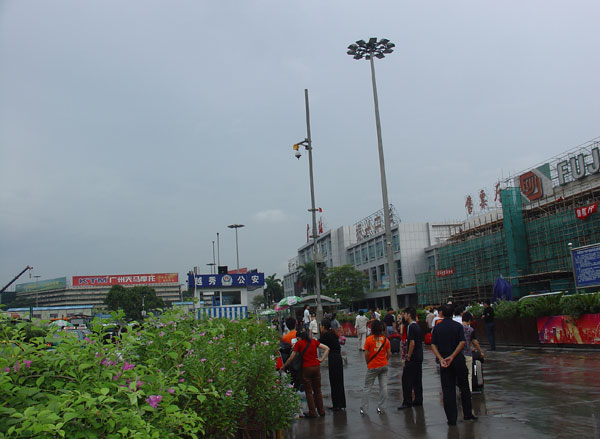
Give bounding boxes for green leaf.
[36,376,45,386]
[63,412,79,422]
[78,363,94,372]
[196,394,206,403]
[98,387,109,396]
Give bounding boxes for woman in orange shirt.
[360,319,391,415]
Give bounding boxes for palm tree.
[264,274,284,305]
[297,262,326,295]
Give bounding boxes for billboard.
[571,244,600,289]
[15,277,67,293]
[537,314,600,345]
[73,273,178,287]
[188,273,264,289]
[514,163,553,203]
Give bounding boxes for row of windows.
[363,261,403,290]
[347,234,400,266]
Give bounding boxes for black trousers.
[402,359,423,405]
[328,352,346,409]
[440,353,472,423]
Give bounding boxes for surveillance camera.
[295,151,302,159]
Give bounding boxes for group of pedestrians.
[281,302,489,427]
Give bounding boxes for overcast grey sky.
[1,1,599,288]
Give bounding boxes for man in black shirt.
[398,307,423,409]
[482,299,496,350]
[431,304,476,426]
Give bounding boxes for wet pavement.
[285,337,600,439]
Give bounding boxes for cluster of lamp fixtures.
[347,37,395,60]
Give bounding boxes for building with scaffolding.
[417,137,600,305]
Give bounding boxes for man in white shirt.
[355,310,369,351]
[303,305,311,331]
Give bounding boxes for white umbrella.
[50,320,69,327]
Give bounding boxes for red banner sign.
[436,268,455,278]
[575,202,598,220]
[73,273,178,287]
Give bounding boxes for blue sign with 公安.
[571,244,600,288]
[187,273,264,289]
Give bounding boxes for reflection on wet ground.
[285,338,600,439]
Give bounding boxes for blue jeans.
[485,322,496,350]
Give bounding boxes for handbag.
[366,336,388,365]
[289,339,312,373]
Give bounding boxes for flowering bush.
[0,310,299,438]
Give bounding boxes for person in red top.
[360,319,391,415]
[283,327,330,418]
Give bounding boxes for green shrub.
[517,293,564,318]
[560,293,600,319]
[0,310,299,438]
[493,300,519,319]
[467,303,483,319]
[416,308,427,322]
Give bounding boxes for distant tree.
[104,285,164,320]
[297,262,327,295]
[323,264,368,307]
[263,274,284,305]
[252,294,266,309]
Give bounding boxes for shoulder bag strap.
[298,339,312,360]
[367,336,388,364]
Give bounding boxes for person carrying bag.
[360,320,391,415]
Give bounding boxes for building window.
[362,246,369,263]
[393,232,400,252]
[395,260,403,284]
[376,240,384,258]
[221,291,241,305]
[368,242,375,260]
[370,267,377,289]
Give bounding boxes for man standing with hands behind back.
[431,304,476,426]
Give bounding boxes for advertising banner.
[73,273,178,287]
[188,273,264,289]
[436,268,455,278]
[571,244,600,288]
[15,277,67,293]
[537,314,600,345]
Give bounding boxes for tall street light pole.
[347,37,399,311]
[228,224,245,272]
[293,89,324,326]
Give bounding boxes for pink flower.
[23,360,32,368]
[220,367,225,371]
[231,360,238,364]
[136,379,144,390]
[225,390,233,397]
[177,364,183,368]
[146,395,162,408]
[200,358,207,362]
[123,362,135,371]
[167,387,175,394]
[113,372,122,381]
[3,367,9,373]
[208,378,213,383]
[158,332,165,337]
[13,361,20,372]
[179,378,185,383]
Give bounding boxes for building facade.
[416,137,600,305]
[12,273,182,308]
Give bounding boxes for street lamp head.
[347,38,394,61]
[295,150,302,159]
[228,224,245,229]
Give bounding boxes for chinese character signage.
[571,244,600,288]
[16,277,67,293]
[73,273,178,287]
[354,206,399,243]
[436,268,455,278]
[188,273,265,289]
[575,202,598,220]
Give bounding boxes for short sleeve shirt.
[363,335,390,369]
[281,330,297,346]
[431,318,466,357]
[293,338,320,368]
[407,322,423,361]
[383,313,395,327]
[461,325,474,357]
